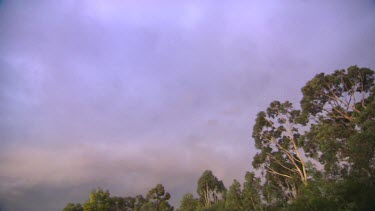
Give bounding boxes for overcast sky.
[1,0,375,210]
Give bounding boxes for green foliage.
[301,66,375,178]
[199,200,226,211]
[289,177,375,211]
[254,65,375,210]
[83,188,111,211]
[179,193,199,211]
[110,196,135,211]
[134,195,147,211]
[63,185,171,211]
[63,203,83,211]
[145,184,173,211]
[252,101,309,204]
[288,183,336,210]
[288,66,375,210]
[224,180,242,210]
[242,172,263,211]
[197,170,226,208]
[140,202,157,211]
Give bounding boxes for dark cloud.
[1,0,375,210]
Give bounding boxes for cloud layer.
[1,0,375,210]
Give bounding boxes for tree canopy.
[197,170,226,208]
[301,66,375,178]
[178,193,199,211]
[143,184,173,211]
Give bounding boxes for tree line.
[64,66,375,210]
[63,184,173,211]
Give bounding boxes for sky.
[0,0,375,210]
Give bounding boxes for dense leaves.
[64,185,172,211]
[252,101,309,204]
[301,66,375,178]
[252,65,375,210]
[83,188,111,211]
[63,203,83,211]
[178,193,199,211]
[242,172,263,211]
[197,170,226,208]
[225,180,242,210]
[144,184,173,211]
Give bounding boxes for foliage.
[199,200,226,211]
[252,101,309,203]
[83,188,111,211]
[254,65,375,210]
[224,180,242,210]
[63,203,83,211]
[197,170,226,208]
[301,66,375,178]
[289,176,375,211]
[64,185,172,211]
[242,172,263,211]
[179,193,199,211]
[134,195,147,211]
[111,196,135,211]
[144,184,173,211]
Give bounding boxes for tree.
[110,196,135,211]
[83,188,111,211]
[179,193,199,211]
[252,101,309,201]
[134,195,147,211]
[301,66,375,178]
[288,175,375,211]
[197,170,226,208]
[200,201,226,211]
[242,172,263,211]
[292,65,375,210]
[63,203,84,211]
[143,184,173,211]
[225,180,242,210]
[140,202,157,211]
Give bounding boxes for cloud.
[0,0,375,210]
[0,141,249,210]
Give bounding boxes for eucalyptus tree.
[143,184,173,211]
[134,195,147,211]
[252,101,309,201]
[242,172,263,211]
[179,193,199,211]
[110,196,135,211]
[83,188,112,211]
[301,66,375,178]
[225,179,243,211]
[197,170,226,208]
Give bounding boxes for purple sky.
[1,0,375,210]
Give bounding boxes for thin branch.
[265,166,293,179]
[268,154,298,173]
